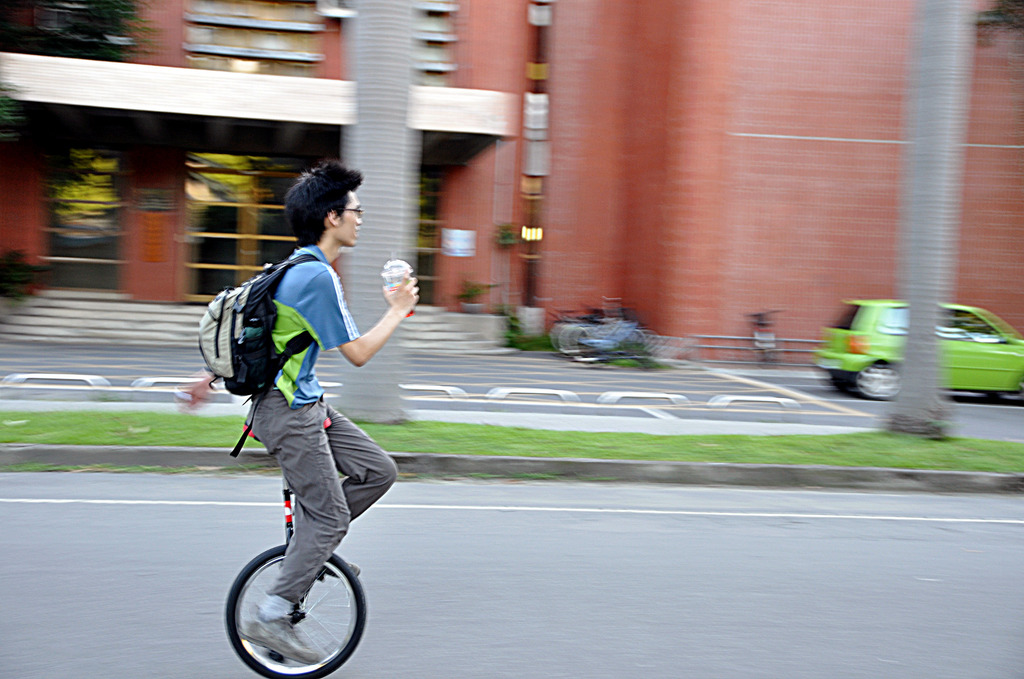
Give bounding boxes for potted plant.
[0,250,46,321]
[495,223,519,248]
[456,278,493,313]
[0,82,26,142]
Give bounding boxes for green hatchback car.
[815,300,1024,400]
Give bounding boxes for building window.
[185,0,324,77]
[45,149,124,290]
[184,153,304,301]
[34,2,88,32]
[414,1,457,86]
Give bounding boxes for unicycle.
[225,483,366,678]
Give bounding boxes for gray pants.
[251,389,398,603]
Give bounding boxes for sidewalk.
[1,344,1020,494]
[1,400,1022,494]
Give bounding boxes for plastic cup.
[381,259,415,317]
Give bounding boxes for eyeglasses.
[338,206,364,217]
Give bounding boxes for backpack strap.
[230,400,259,458]
[229,251,319,458]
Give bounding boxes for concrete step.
[403,305,446,315]
[397,343,517,355]
[27,296,206,313]
[2,314,201,333]
[0,327,196,348]
[36,289,131,300]
[0,295,202,347]
[398,337,511,350]
[0,333,196,347]
[4,298,205,323]
[398,327,490,340]
[0,297,512,353]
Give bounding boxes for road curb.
[2,444,1022,494]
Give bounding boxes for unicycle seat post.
[282,484,294,544]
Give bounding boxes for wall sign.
[442,228,476,257]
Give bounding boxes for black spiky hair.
[285,160,364,247]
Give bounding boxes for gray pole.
[336,0,419,422]
[886,0,974,437]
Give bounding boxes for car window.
[939,309,1002,342]
[831,304,859,330]
[978,310,1023,340]
[877,307,908,335]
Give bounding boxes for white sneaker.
[241,616,321,665]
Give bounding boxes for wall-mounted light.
[521,226,543,242]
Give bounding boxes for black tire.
[829,377,851,393]
[225,545,366,679]
[1000,373,1024,404]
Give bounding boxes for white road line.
[0,498,1021,524]
[0,498,272,507]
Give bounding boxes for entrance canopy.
[0,52,515,163]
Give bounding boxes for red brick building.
[2,0,1022,342]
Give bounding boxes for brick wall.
[529,0,1024,338]
[0,140,45,261]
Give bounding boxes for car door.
[938,308,1018,390]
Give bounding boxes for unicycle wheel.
[225,545,366,678]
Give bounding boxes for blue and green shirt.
[272,246,360,407]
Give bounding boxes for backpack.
[198,252,318,455]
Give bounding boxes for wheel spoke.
[227,548,364,676]
[304,573,350,615]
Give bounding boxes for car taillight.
[848,335,870,354]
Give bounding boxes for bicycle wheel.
[555,323,593,354]
[225,545,366,679]
[623,328,651,353]
[548,321,569,351]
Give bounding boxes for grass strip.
[1,410,1023,473]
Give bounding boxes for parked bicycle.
[549,298,652,356]
[225,480,366,679]
[548,306,605,355]
[747,310,782,364]
[575,318,656,366]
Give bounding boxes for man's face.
[334,191,362,247]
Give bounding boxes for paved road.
[0,342,875,430]
[1,342,1020,440]
[3,473,1023,678]
[744,368,1024,443]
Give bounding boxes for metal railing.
[689,335,820,367]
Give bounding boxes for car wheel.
[855,363,901,400]
[1002,373,1024,403]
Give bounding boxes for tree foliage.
[990,0,1024,27]
[977,0,1024,37]
[0,0,151,62]
[0,83,25,142]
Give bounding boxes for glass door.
[184,153,303,302]
[416,169,443,304]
